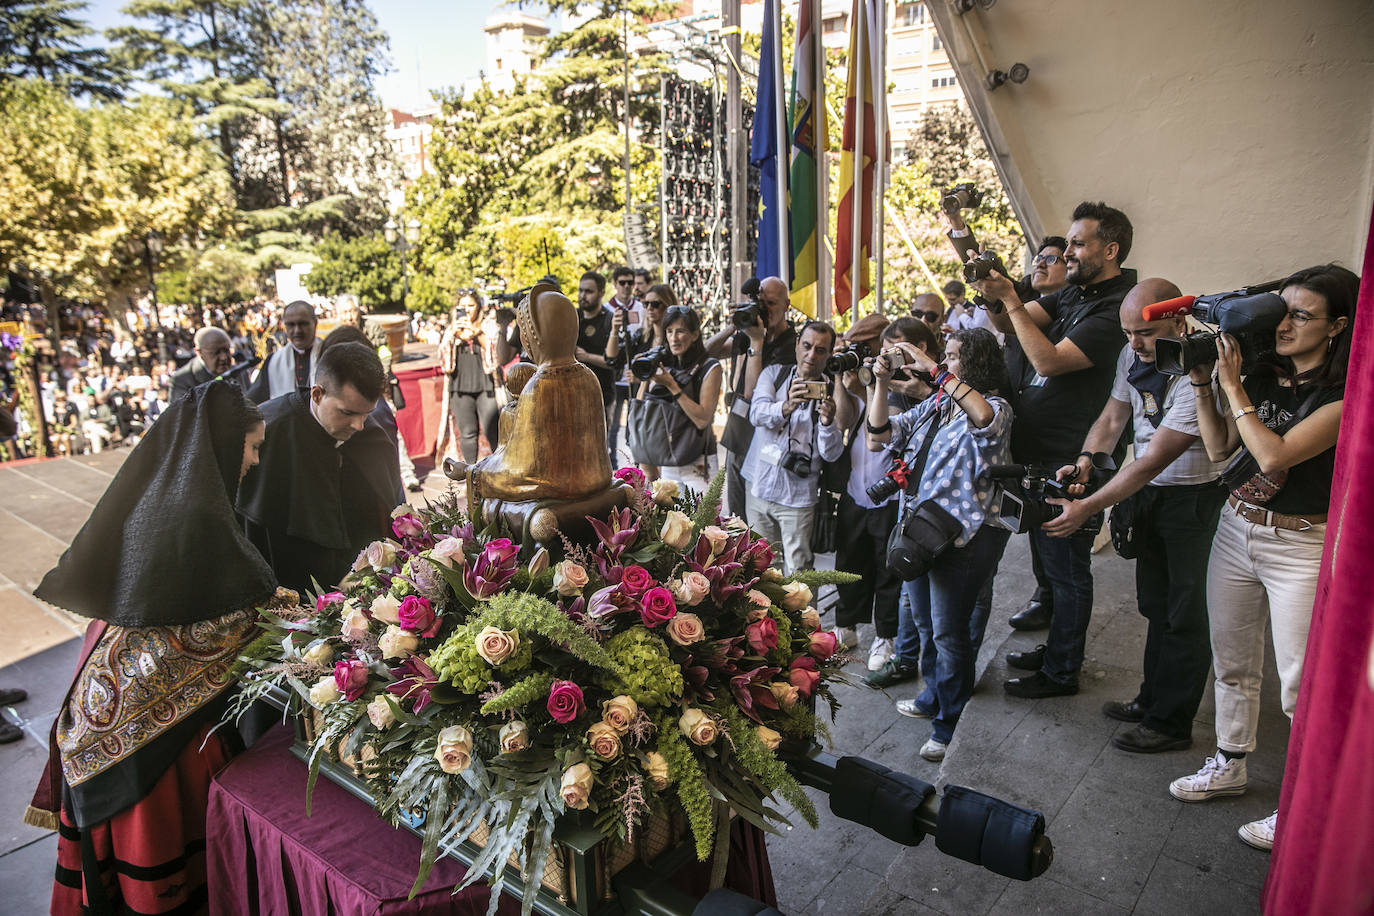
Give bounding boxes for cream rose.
[601,695,639,734]
[474,626,520,666]
[499,720,530,753]
[430,537,466,570]
[378,624,420,660]
[659,510,694,550]
[366,695,396,730]
[553,560,589,596]
[302,641,334,667]
[722,515,749,534]
[341,607,371,642]
[671,571,712,607]
[560,763,594,810]
[352,549,371,572]
[755,725,783,751]
[761,567,784,583]
[366,540,398,571]
[799,607,821,632]
[391,503,419,519]
[651,478,681,506]
[370,593,402,625]
[644,751,672,790]
[434,724,473,774]
[701,525,729,554]
[308,677,339,707]
[665,612,706,647]
[769,682,800,709]
[587,721,623,760]
[679,708,718,746]
[780,581,813,611]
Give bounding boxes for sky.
[82,0,515,112]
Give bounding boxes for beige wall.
[930,0,1374,294]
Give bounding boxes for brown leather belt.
[1227,495,1326,531]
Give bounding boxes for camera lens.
[732,303,761,330]
[865,475,901,504]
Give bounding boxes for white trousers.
[1206,506,1326,753]
[745,490,815,576]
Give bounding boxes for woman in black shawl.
[26,380,289,916]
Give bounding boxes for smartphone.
[800,380,829,400]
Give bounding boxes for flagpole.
[772,0,788,282]
[873,0,887,316]
[848,0,863,317]
[815,0,831,321]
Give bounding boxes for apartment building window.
[931,33,942,50]
[897,3,924,27]
[931,73,957,88]
[893,36,921,58]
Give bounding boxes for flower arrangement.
[230,473,856,915]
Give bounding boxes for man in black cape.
[237,341,402,596]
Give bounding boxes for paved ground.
[0,452,1284,914]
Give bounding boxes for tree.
[0,0,124,99]
[302,233,401,311]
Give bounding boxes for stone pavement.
[0,453,1285,914]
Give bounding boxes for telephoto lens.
[630,347,666,381]
[826,342,870,374]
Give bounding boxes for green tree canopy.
[0,0,124,99]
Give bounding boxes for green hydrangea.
[600,629,683,708]
[390,576,416,599]
[427,625,491,695]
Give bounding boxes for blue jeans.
[895,529,1009,678]
[906,526,1012,743]
[1030,527,1095,686]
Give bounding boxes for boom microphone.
[1141,295,1197,321]
[216,356,261,381]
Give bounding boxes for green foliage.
[303,233,402,310]
[785,568,861,588]
[721,705,816,828]
[601,629,684,708]
[0,0,124,99]
[655,713,715,860]
[427,625,492,694]
[480,671,555,716]
[157,246,259,305]
[474,591,620,674]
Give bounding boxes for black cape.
[236,390,402,596]
[34,380,277,627]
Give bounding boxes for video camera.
[989,454,1116,535]
[731,301,763,330]
[1143,284,1288,376]
[941,182,984,214]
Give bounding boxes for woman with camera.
[439,289,501,465]
[866,327,1013,762]
[1169,264,1358,851]
[628,305,722,493]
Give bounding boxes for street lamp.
[384,216,422,309]
[143,230,167,362]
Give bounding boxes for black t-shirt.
[727,324,798,396]
[578,306,616,404]
[1242,374,1342,516]
[1009,270,1133,464]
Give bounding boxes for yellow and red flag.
[834,0,877,313]
[788,0,827,319]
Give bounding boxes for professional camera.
[732,301,763,330]
[780,449,813,478]
[941,182,985,214]
[630,346,667,381]
[856,346,916,388]
[866,456,912,504]
[826,341,871,375]
[961,249,1010,284]
[989,455,1116,535]
[1145,286,1288,376]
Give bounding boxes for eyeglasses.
[912,310,941,322]
[1285,309,1332,327]
[1033,253,1063,266]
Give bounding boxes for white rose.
[780,581,813,611]
[553,560,589,596]
[308,677,339,707]
[499,720,531,753]
[366,695,396,730]
[430,537,466,570]
[378,624,420,659]
[341,607,371,642]
[651,478,680,506]
[435,724,474,774]
[755,725,783,751]
[302,641,334,667]
[722,515,750,534]
[659,510,694,550]
[762,567,784,582]
[391,503,419,519]
[366,540,398,571]
[370,593,402,625]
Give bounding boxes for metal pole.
[771,0,788,284]
[814,0,832,322]
[623,7,633,221]
[400,234,409,307]
[873,0,887,316]
[724,0,744,302]
[849,0,864,316]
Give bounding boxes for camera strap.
[896,400,949,515]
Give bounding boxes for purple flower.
[408,560,447,603]
[730,666,781,724]
[463,539,519,599]
[387,656,439,714]
[397,595,440,637]
[588,507,641,561]
[0,332,22,352]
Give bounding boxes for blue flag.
[750,0,788,281]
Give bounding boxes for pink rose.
[397,595,440,637]
[474,626,520,666]
[746,589,771,609]
[666,612,705,646]
[315,591,345,615]
[553,560,589,596]
[799,607,821,631]
[481,538,520,567]
[587,721,622,760]
[748,537,775,569]
[614,466,647,490]
[434,724,473,774]
[808,630,840,660]
[620,565,655,597]
[547,679,586,724]
[671,571,712,607]
[639,586,678,627]
[333,658,369,702]
[746,616,779,654]
[392,513,426,540]
[430,537,466,570]
[789,657,820,697]
[561,763,594,809]
[699,525,728,555]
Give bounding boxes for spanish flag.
[834,0,877,313]
[788,0,827,319]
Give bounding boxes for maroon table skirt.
[394,361,444,461]
[207,725,521,915]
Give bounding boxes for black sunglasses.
[912,309,941,322]
[643,299,665,308]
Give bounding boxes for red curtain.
[393,363,444,460]
[1263,205,1374,913]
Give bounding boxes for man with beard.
[969,201,1134,698]
[237,341,402,596]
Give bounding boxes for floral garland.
[230,469,857,915]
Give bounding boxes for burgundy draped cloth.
[394,362,445,460]
[1263,208,1374,914]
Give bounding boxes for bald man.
[169,327,234,402]
[909,293,946,341]
[1031,278,1229,752]
[248,300,321,403]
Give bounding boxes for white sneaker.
[920,738,947,762]
[895,699,934,719]
[1238,810,1277,851]
[867,637,894,672]
[1169,754,1248,802]
[836,626,859,649]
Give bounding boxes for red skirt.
[52,724,231,916]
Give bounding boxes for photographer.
[706,276,798,517]
[741,320,847,574]
[605,266,642,466]
[834,316,938,673]
[866,328,1013,762]
[630,305,722,492]
[1038,278,1229,753]
[438,289,500,466]
[969,202,1134,698]
[1168,264,1357,852]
